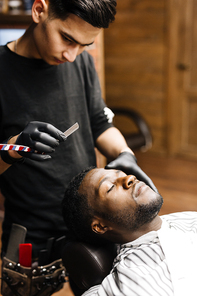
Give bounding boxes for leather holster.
[1,256,66,296]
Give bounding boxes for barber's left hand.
[105,152,158,193]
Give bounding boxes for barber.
[0,0,156,271]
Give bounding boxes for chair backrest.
[112,107,152,152]
[62,240,117,295]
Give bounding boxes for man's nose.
[63,45,80,63]
[122,175,136,189]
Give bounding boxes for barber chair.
[62,241,117,296]
[111,107,152,152]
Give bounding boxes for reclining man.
[62,167,197,296]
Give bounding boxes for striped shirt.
[82,212,197,296]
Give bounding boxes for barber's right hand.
[15,121,67,161]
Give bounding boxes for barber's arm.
[96,127,132,160]
[96,127,158,192]
[0,121,67,174]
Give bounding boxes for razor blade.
[64,122,79,138]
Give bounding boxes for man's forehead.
[84,168,105,185]
[87,168,113,183]
[81,168,124,192]
[78,168,105,194]
[58,13,101,44]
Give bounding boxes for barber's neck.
[7,23,41,59]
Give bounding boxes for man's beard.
[100,194,163,232]
[128,194,163,231]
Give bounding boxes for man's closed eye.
[107,184,115,193]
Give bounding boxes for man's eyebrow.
[97,170,121,192]
[62,32,94,47]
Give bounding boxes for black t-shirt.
[0,45,113,255]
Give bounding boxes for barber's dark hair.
[48,0,117,28]
[62,167,108,245]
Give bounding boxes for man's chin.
[132,195,163,229]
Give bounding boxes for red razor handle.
[19,243,32,267]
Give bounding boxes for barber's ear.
[32,0,48,23]
[91,219,111,235]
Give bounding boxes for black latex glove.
[105,152,158,193]
[15,121,67,161]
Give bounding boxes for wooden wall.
[104,0,168,154]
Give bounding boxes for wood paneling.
[105,0,197,159]
[166,0,197,159]
[104,0,168,154]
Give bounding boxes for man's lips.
[54,58,66,64]
[133,181,146,199]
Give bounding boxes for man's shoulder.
[0,45,11,74]
[79,50,93,60]
[75,50,94,67]
[0,45,5,51]
[0,45,7,57]
[161,211,197,219]
[161,211,197,232]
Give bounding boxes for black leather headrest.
[62,240,117,291]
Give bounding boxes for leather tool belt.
[1,257,66,296]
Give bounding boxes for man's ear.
[32,0,48,23]
[91,218,112,235]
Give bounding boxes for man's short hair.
[48,0,117,28]
[62,167,108,245]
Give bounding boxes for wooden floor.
[1,152,197,295]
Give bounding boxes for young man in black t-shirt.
[0,0,156,266]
